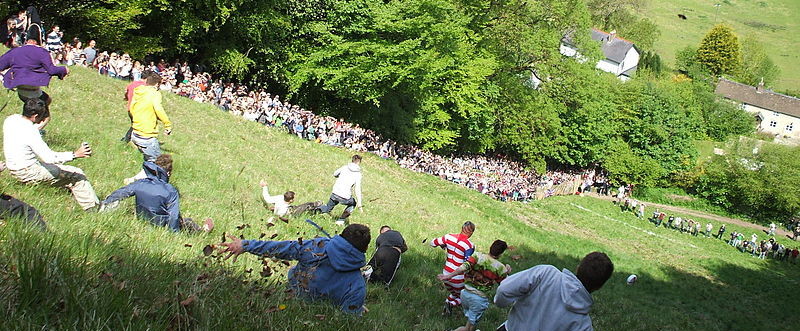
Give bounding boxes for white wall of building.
[595,60,621,75]
[620,47,640,74]
[743,104,799,138]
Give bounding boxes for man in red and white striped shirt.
[430,221,476,313]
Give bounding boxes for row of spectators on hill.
[44,31,589,202]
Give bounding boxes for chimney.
[756,78,765,93]
[608,30,617,43]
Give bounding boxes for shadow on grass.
[1,221,797,331]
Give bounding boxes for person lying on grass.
[258,180,321,224]
[218,223,370,315]
[437,240,511,331]
[99,154,213,233]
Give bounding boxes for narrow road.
[586,193,793,238]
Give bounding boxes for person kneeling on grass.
[218,223,370,315]
[100,154,213,233]
[437,240,511,331]
[366,225,407,286]
[494,251,614,331]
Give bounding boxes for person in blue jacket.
[100,154,212,233]
[218,223,371,314]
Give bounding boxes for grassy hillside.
[641,0,800,90]
[0,67,798,330]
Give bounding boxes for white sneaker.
[335,220,345,226]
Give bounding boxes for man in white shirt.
[259,180,294,222]
[3,99,99,210]
[316,155,363,226]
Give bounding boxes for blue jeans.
[317,193,356,221]
[460,289,489,325]
[131,134,162,162]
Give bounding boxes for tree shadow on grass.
[2,221,797,331]
[485,246,798,331]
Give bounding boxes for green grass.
[1,67,798,330]
[640,0,800,90]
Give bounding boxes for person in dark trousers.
[0,24,67,108]
[367,225,407,286]
[100,154,213,233]
[316,154,363,226]
[218,223,371,315]
[0,193,46,230]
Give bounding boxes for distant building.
[560,28,640,81]
[715,78,800,140]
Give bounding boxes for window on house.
[769,121,777,128]
[787,123,794,132]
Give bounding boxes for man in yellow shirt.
[126,73,172,183]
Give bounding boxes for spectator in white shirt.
[259,180,294,222]
[2,99,99,210]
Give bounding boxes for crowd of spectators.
[43,29,588,203]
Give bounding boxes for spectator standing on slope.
[494,252,614,331]
[430,221,476,314]
[316,155,363,226]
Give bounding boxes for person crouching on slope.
[316,154,363,226]
[125,73,172,184]
[100,154,212,233]
[218,223,370,315]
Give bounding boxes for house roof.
[714,78,800,118]
[590,29,636,63]
[621,66,637,77]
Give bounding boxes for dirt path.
[586,193,793,238]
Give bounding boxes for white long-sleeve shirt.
[262,186,290,216]
[331,162,363,205]
[3,114,74,171]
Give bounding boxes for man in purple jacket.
[0,25,68,107]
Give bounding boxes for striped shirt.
[46,31,62,52]
[431,233,475,274]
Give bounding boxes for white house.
[715,78,800,140]
[560,29,640,81]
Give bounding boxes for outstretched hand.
[259,180,267,188]
[437,273,452,281]
[218,235,245,262]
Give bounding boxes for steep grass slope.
[0,67,797,330]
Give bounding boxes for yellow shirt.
[130,85,172,138]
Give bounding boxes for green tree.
[735,37,780,87]
[694,140,800,222]
[696,24,741,76]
